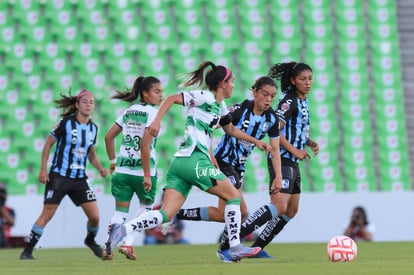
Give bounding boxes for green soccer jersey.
[114,103,158,176]
[175,90,229,157]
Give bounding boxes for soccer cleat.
[216,249,233,263]
[102,249,114,261]
[20,250,35,260]
[230,244,262,261]
[252,249,275,259]
[119,245,137,260]
[84,237,103,258]
[104,223,125,258]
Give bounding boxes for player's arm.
[279,121,310,160]
[141,128,154,192]
[269,137,282,195]
[306,137,319,156]
[104,123,122,174]
[149,93,183,137]
[88,146,108,177]
[221,121,271,153]
[38,135,56,184]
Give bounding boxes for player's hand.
[148,121,161,137]
[109,163,116,174]
[256,141,272,153]
[309,141,319,156]
[38,170,49,184]
[295,149,311,160]
[143,176,152,192]
[100,168,108,177]
[269,177,282,195]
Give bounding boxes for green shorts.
[165,149,227,198]
[111,172,157,205]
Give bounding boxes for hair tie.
[223,66,232,81]
[76,89,93,100]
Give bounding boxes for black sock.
[252,216,288,248]
[85,231,97,243]
[176,208,202,221]
[23,230,41,253]
[218,204,275,251]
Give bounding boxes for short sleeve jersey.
[114,103,158,176]
[214,99,279,171]
[175,90,228,157]
[276,92,310,162]
[50,115,98,179]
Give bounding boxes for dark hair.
[250,76,277,91]
[353,206,369,226]
[112,76,161,103]
[268,62,312,94]
[180,61,232,91]
[55,88,93,117]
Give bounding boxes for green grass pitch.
[1,242,413,275]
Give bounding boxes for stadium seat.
[205,1,240,50]
[140,0,177,52]
[170,42,203,74]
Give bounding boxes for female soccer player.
[217,62,319,260]
[102,76,163,260]
[173,76,283,237]
[20,90,108,260]
[105,61,271,261]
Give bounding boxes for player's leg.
[20,204,59,259]
[106,188,186,256]
[20,174,67,260]
[251,192,293,249]
[251,163,301,253]
[207,179,261,261]
[176,163,246,222]
[81,201,103,258]
[118,202,152,260]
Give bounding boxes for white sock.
[225,204,242,248]
[124,210,163,235]
[121,205,152,246]
[111,211,128,224]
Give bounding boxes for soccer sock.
[111,210,128,224]
[124,209,168,235]
[218,225,229,251]
[122,205,151,246]
[24,224,43,252]
[86,224,99,242]
[224,198,242,249]
[218,203,278,251]
[240,204,278,239]
[176,207,210,221]
[252,214,290,248]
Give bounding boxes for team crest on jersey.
[263,121,270,132]
[281,102,290,111]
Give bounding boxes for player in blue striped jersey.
[217,62,320,260]
[20,90,108,260]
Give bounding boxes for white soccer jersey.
[175,90,229,157]
[114,103,158,176]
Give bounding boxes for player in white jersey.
[102,76,163,260]
[105,61,271,262]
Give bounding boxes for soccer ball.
[326,235,357,262]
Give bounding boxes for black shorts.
[217,160,245,189]
[267,157,301,194]
[43,173,97,206]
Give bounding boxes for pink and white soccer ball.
[326,235,357,262]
